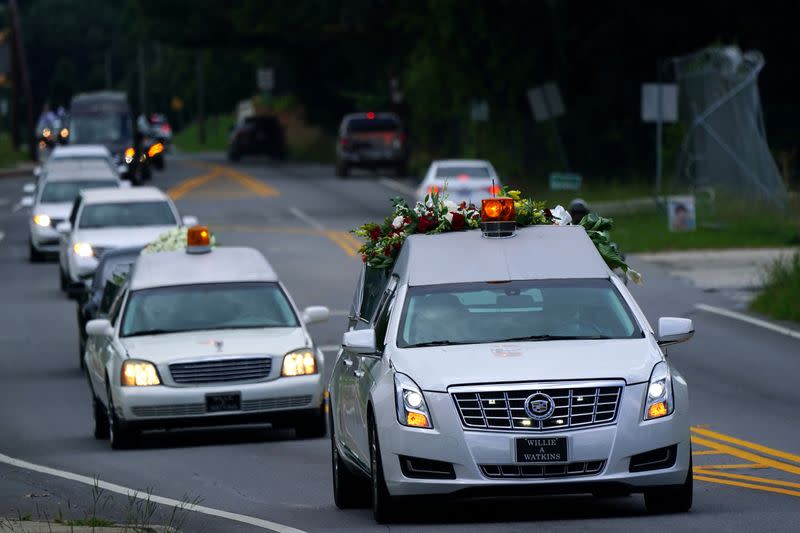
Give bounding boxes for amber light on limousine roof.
[481,197,515,222]
[186,225,212,254]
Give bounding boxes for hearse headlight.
[281,349,317,376]
[395,372,433,429]
[121,360,161,386]
[644,362,674,420]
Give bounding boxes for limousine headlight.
[282,349,317,376]
[395,372,432,429]
[121,360,161,387]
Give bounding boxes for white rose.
[444,212,454,224]
[392,215,405,229]
[444,200,457,212]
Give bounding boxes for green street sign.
[549,172,582,191]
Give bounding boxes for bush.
[751,253,800,323]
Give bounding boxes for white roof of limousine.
[130,247,279,290]
[80,186,168,205]
[392,225,611,286]
[44,168,120,182]
[50,145,112,158]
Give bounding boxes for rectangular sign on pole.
[641,83,678,123]
[527,87,550,122]
[549,172,582,191]
[257,68,275,91]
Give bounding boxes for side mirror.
[56,221,72,234]
[20,196,34,208]
[182,215,199,227]
[86,318,113,337]
[33,167,42,178]
[302,306,330,325]
[342,329,377,355]
[23,182,35,194]
[657,317,694,347]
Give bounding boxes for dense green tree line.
[13,0,800,182]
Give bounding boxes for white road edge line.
[378,177,416,197]
[0,452,307,533]
[288,206,325,231]
[695,303,800,341]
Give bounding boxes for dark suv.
[227,116,288,161]
[335,112,408,177]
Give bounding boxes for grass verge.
[173,114,235,153]
[0,133,29,169]
[750,253,800,322]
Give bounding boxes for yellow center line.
[692,450,725,456]
[324,231,359,257]
[168,162,280,199]
[694,474,800,498]
[224,167,280,197]
[691,426,800,465]
[209,224,360,259]
[695,469,800,490]
[691,435,800,476]
[167,169,222,200]
[695,463,768,470]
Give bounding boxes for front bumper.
[112,374,324,429]
[375,382,690,496]
[29,223,61,252]
[339,148,406,166]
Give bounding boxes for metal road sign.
[641,83,678,123]
[257,68,275,91]
[549,172,582,191]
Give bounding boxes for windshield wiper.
[403,340,464,348]
[493,334,612,342]
[123,329,182,337]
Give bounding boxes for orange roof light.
[186,225,211,253]
[481,197,515,222]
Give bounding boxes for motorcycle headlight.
[281,349,317,376]
[395,372,432,429]
[121,360,161,386]
[643,361,674,420]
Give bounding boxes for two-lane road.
[0,156,798,532]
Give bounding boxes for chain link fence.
[672,46,787,208]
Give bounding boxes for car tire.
[330,411,368,509]
[59,267,68,292]
[335,162,349,178]
[107,387,139,450]
[29,241,44,263]
[369,415,396,523]
[644,461,693,514]
[295,405,327,439]
[93,396,110,440]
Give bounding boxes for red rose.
[417,215,437,233]
[384,245,392,256]
[361,255,367,263]
[459,201,467,210]
[369,227,381,240]
[392,241,401,250]
[450,211,466,230]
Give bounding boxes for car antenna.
[492,179,496,197]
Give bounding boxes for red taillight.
[427,185,440,194]
[161,124,171,133]
[488,184,501,195]
[366,111,376,120]
[340,137,349,148]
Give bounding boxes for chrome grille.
[132,403,205,417]
[169,358,272,384]
[452,384,622,431]
[241,395,312,412]
[481,461,605,479]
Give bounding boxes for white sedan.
[84,239,330,449]
[57,187,195,295]
[416,159,502,205]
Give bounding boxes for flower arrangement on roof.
[142,227,217,255]
[353,186,641,284]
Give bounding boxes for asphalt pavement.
[0,155,798,532]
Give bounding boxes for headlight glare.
[73,242,94,257]
[643,362,674,420]
[281,349,317,376]
[33,214,51,227]
[395,373,432,429]
[121,360,161,386]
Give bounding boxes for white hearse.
[329,223,694,522]
[84,228,330,448]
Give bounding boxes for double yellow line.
[691,426,800,497]
[211,224,362,259]
[324,230,362,257]
[168,164,279,200]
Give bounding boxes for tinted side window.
[359,267,389,321]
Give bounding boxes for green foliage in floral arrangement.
[579,213,642,284]
[501,187,556,226]
[142,227,218,255]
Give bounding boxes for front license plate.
[206,393,241,413]
[516,437,568,463]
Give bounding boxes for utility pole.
[8,0,35,159]
[196,50,205,144]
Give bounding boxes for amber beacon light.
[186,225,212,253]
[480,197,516,238]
